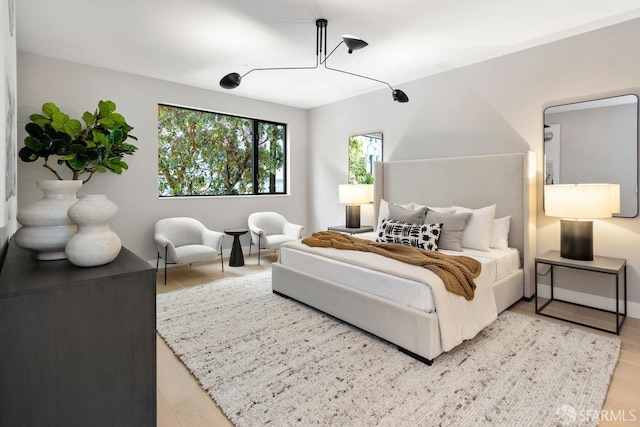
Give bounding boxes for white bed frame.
[273,153,536,364]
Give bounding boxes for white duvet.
[279,240,498,352]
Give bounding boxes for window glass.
[158,104,286,197]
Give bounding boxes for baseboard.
[536,284,640,319]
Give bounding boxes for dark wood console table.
[0,241,156,426]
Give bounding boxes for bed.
[272,153,536,364]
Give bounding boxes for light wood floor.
[156,255,640,426]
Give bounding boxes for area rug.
[156,271,621,427]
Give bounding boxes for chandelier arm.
[321,41,345,65]
[323,64,394,91]
[241,63,319,78]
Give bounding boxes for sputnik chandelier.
[219,19,409,103]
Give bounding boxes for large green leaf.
[98,100,116,116]
[86,150,99,161]
[110,129,125,144]
[28,114,51,128]
[63,119,82,136]
[82,111,95,126]
[92,130,108,145]
[98,117,116,128]
[67,157,87,170]
[24,136,44,151]
[69,144,87,154]
[108,113,126,126]
[18,147,38,162]
[25,122,45,139]
[41,102,60,118]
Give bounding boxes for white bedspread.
[279,240,498,352]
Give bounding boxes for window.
[158,104,286,197]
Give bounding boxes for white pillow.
[453,204,496,251]
[490,216,511,250]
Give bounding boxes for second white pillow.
[453,204,496,251]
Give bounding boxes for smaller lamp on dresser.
[544,183,620,260]
[338,184,373,229]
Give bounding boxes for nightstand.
[328,225,374,235]
[535,250,626,334]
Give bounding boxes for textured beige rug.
[156,271,620,427]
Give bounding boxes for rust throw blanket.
[301,231,481,300]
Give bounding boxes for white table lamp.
[338,184,373,228]
[544,183,620,261]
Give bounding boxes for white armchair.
[154,217,225,284]
[248,212,304,264]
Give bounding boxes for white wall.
[17,52,308,262]
[307,18,640,310]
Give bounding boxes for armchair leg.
[164,246,168,285]
[258,236,261,265]
[220,252,224,272]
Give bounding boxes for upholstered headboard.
[373,153,536,297]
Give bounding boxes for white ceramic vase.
[65,194,122,267]
[14,180,82,260]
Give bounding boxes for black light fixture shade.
[220,72,241,89]
[343,35,368,53]
[219,19,408,103]
[393,89,409,103]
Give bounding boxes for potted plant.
[19,100,138,182]
[15,100,138,261]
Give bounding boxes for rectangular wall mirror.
[348,132,382,184]
[544,94,639,217]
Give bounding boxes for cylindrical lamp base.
[345,205,361,228]
[560,219,593,261]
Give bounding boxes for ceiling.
[16,0,640,109]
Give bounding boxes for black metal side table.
[535,250,626,334]
[224,228,249,267]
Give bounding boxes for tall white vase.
[14,180,82,260]
[65,194,122,267]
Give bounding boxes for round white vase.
[14,180,82,260]
[65,194,122,267]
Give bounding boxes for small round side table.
[224,228,249,267]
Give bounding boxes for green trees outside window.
[158,104,286,197]
[348,133,382,184]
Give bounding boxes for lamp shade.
[342,35,368,53]
[610,183,621,214]
[392,89,409,103]
[339,184,373,204]
[220,72,241,89]
[544,184,618,219]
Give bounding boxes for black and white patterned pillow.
[376,218,442,250]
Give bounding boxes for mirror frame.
[543,93,639,218]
